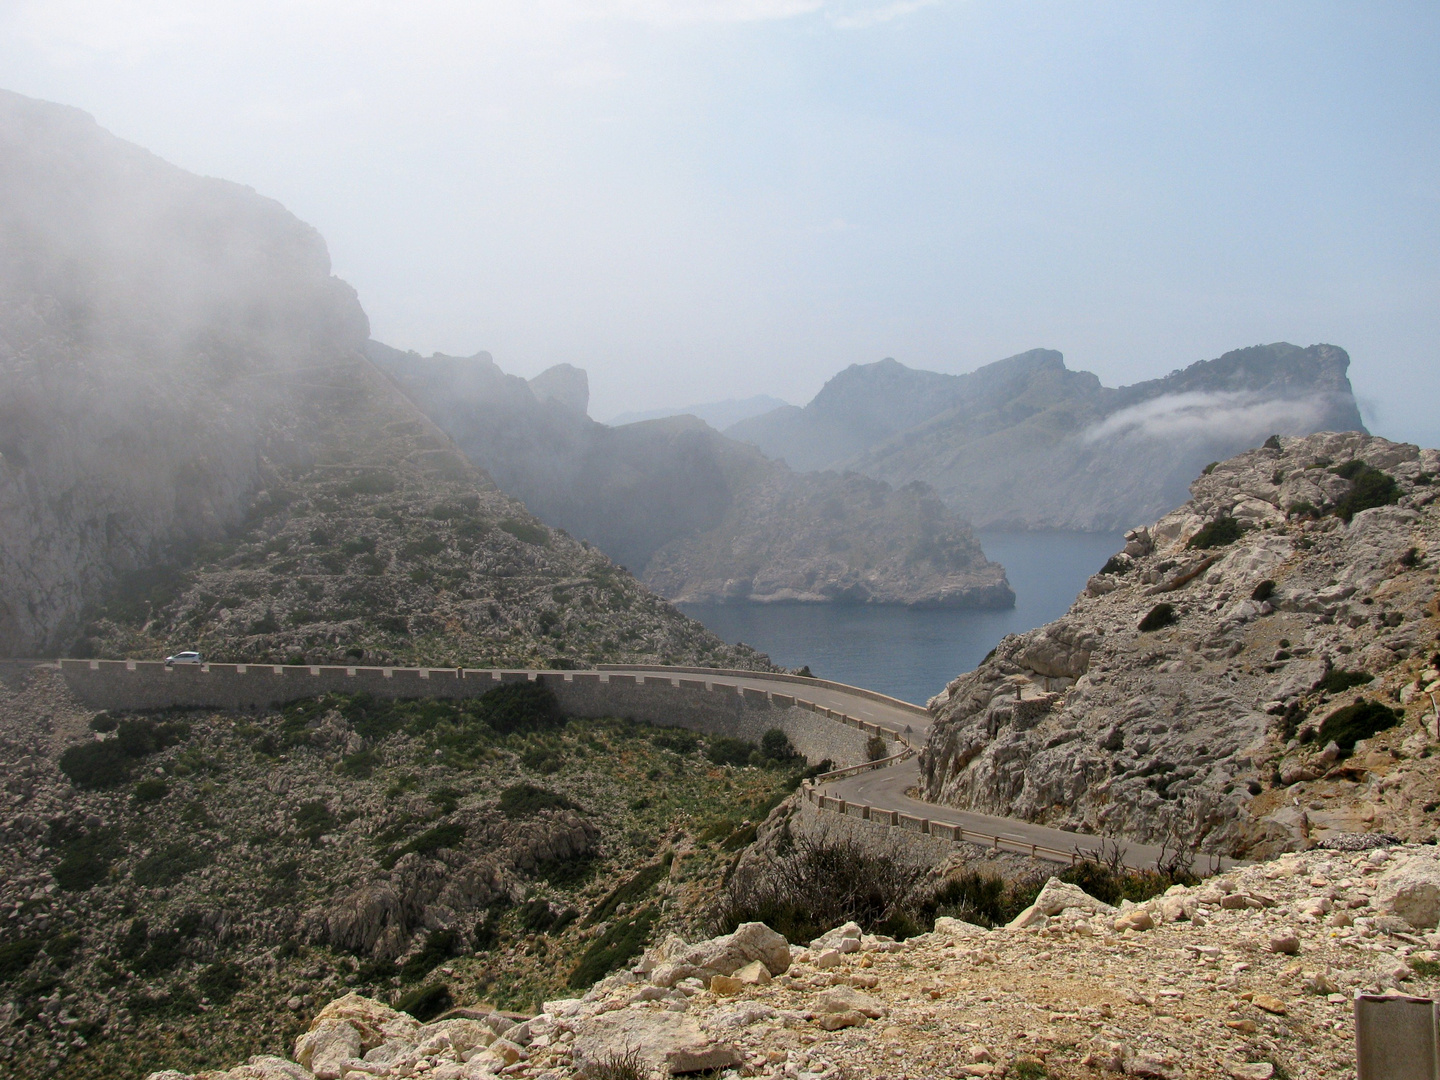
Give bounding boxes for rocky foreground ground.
[150,842,1440,1080]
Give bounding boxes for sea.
[677,530,1125,706]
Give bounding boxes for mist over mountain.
[728,344,1366,532]
[369,344,1012,609]
[0,88,759,668]
[606,394,790,430]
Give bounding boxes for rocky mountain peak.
[527,363,589,416]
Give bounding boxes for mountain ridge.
[728,343,1366,532]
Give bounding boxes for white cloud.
[1082,390,1345,445]
[830,0,939,30]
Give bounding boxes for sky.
[2,1,1438,442]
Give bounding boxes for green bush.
[127,987,201,1017]
[1251,579,1276,602]
[88,713,117,733]
[0,939,41,981]
[133,778,169,803]
[395,982,452,1021]
[133,843,213,888]
[1201,461,1219,475]
[339,748,380,778]
[294,801,337,843]
[1100,554,1130,576]
[400,929,461,984]
[1287,500,1319,518]
[707,736,756,767]
[586,862,669,927]
[58,741,131,789]
[1331,461,1401,521]
[1138,603,1176,633]
[865,735,889,762]
[475,682,564,736]
[43,931,82,969]
[51,825,123,892]
[569,907,657,989]
[498,784,578,819]
[498,519,549,546]
[1187,517,1245,549]
[383,822,467,869]
[761,729,800,764]
[1317,698,1403,752]
[650,727,699,754]
[196,961,246,1003]
[1319,669,1374,695]
[345,473,397,496]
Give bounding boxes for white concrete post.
[1355,993,1439,1079]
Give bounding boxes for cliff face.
[0,89,762,669]
[918,432,1440,858]
[372,347,1012,609]
[729,344,1367,532]
[0,88,366,656]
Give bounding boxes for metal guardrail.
[800,782,1104,867]
[809,747,915,782]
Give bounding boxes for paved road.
[617,666,1222,871]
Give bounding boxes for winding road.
[611,666,1221,872]
[28,656,1220,872]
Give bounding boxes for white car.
[164,651,203,666]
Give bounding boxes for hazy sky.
[3,2,1438,441]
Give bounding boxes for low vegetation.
[19,691,818,1079]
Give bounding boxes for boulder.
[570,1010,741,1077]
[221,1057,315,1080]
[307,993,420,1052]
[294,1020,361,1080]
[1374,854,1440,929]
[1007,876,1114,929]
[933,916,989,938]
[653,923,790,986]
[414,1018,496,1057]
[733,960,772,985]
[812,985,885,1018]
[810,922,863,952]
[1114,909,1154,932]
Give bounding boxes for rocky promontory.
[919,431,1440,858]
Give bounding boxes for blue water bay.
[678,531,1124,706]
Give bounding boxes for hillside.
[369,346,1012,609]
[0,88,761,671]
[729,344,1366,531]
[0,666,812,1079]
[919,431,1440,858]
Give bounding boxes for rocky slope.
[729,344,1366,531]
[0,88,364,656]
[369,346,1012,609]
[919,431,1440,858]
[0,88,763,670]
[0,665,807,1078]
[144,842,1440,1079]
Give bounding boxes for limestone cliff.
[918,432,1440,858]
[729,344,1367,531]
[0,88,761,669]
[370,346,1012,609]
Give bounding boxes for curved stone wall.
[52,660,896,769]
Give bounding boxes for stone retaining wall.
[52,661,893,769]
